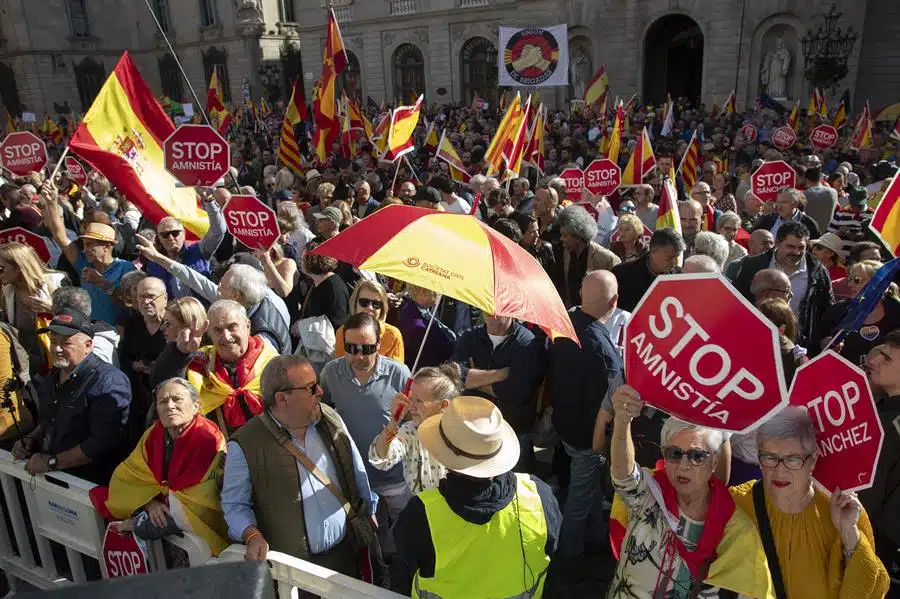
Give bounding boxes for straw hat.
[811,232,844,256]
[418,396,520,479]
[79,222,117,243]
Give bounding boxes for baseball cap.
[37,308,94,337]
[274,189,294,202]
[415,186,442,206]
[313,206,343,225]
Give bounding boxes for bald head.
[750,268,792,303]
[679,199,703,237]
[580,270,618,319]
[748,229,775,256]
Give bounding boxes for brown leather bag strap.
[259,412,354,518]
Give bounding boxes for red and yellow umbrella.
[310,205,578,342]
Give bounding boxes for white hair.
[716,211,741,231]
[682,254,720,273]
[692,231,729,269]
[207,299,250,324]
[470,174,487,186]
[222,264,268,307]
[756,406,817,455]
[661,417,725,455]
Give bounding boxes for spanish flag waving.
[621,127,656,186]
[383,94,423,162]
[436,130,471,185]
[69,52,209,239]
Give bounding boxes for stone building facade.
[0,0,897,121]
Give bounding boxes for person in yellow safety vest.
[391,396,562,598]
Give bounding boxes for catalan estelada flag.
[584,64,609,112]
[436,130,471,185]
[678,129,701,190]
[724,90,736,114]
[832,89,849,130]
[606,101,625,163]
[621,127,656,186]
[70,52,209,239]
[383,95,422,162]
[869,169,900,256]
[206,67,232,136]
[277,79,306,175]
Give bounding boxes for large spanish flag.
[583,64,609,111]
[70,52,209,239]
[383,94,423,162]
[870,170,900,257]
[621,127,656,186]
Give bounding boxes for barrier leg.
[20,480,58,578]
[0,475,34,567]
[65,546,86,584]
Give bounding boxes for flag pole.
[391,158,401,192]
[49,146,71,181]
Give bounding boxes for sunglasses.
[619,206,636,214]
[279,381,320,395]
[662,446,711,466]
[159,230,184,239]
[357,298,384,311]
[344,342,378,356]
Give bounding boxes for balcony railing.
[460,0,489,7]
[390,0,417,15]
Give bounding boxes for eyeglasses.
[138,290,167,302]
[159,230,184,239]
[279,381,320,395]
[763,287,794,300]
[662,446,711,466]
[758,452,812,470]
[357,298,384,311]
[344,342,378,356]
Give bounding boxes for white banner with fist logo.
[498,25,569,87]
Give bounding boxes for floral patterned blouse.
[608,465,743,599]
[367,421,446,495]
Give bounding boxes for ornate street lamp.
[800,3,858,92]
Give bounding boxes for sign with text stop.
[788,350,884,493]
[583,158,621,197]
[751,160,796,203]
[163,124,230,187]
[624,273,788,432]
[64,156,88,186]
[771,125,797,150]
[223,194,280,251]
[0,226,52,263]
[810,124,838,151]
[559,167,585,203]
[0,131,48,176]
[100,523,149,579]
[739,123,758,144]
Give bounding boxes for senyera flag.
[69,52,209,239]
[309,205,578,342]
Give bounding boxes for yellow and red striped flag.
[371,111,390,153]
[485,93,522,176]
[869,169,900,256]
[503,95,533,180]
[278,79,306,175]
[787,100,800,131]
[383,94,423,162]
[70,52,209,239]
[206,67,232,136]
[832,89,849,130]
[656,176,682,238]
[621,127,656,186]
[312,8,348,162]
[436,130,471,185]
[259,97,272,116]
[423,121,439,154]
[523,104,546,175]
[584,65,609,113]
[849,101,873,151]
[678,129,701,190]
[808,88,828,119]
[46,118,63,144]
[339,95,356,159]
[724,90,736,114]
[606,101,625,163]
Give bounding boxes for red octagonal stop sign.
[0,131,48,176]
[164,124,230,187]
[223,194,280,251]
[64,156,88,186]
[0,226,52,263]
[559,167,584,203]
[771,125,797,150]
[624,273,788,432]
[751,160,796,203]
[788,350,884,493]
[583,158,621,197]
[810,124,838,151]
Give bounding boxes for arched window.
[158,53,183,101]
[337,51,361,103]
[393,43,425,105]
[202,46,230,102]
[74,57,105,111]
[0,62,22,117]
[460,37,497,104]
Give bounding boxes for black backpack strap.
[753,480,788,599]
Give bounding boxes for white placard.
[498,24,569,87]
[182,103,194,117]
[21,112,36,122]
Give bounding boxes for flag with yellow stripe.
[278,79,306,175]
[869,169,900,257]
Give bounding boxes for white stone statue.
[761,37,791,99]
[570,53,591,100]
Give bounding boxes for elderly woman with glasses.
[333,280,405,362]
[607,385,772,599]
[730,407,890,598]
[90,378,230,556]
[609,213,649,263]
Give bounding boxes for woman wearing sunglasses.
[607,385,772,599]
[333,280,405,362]
[730,407,889,598]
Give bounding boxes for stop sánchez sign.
[751,160,796,203]
[624,273,788,432]
[223,194,280,251]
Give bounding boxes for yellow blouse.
[730,481,890,599]
[334,321,406,363]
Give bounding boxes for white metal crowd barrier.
[0,450,403,598]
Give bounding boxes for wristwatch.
[47,455,58,471]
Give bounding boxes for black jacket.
[613,255,680,312]
[752,212,822,240]
[732,249,833,347]
[391,471,561,595]
[860,398,900,549]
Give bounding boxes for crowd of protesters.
[0,92,898,599]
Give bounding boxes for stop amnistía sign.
[0,226,51,263]
[223,194,280,251]
[583,158,621,197]
[0,131,48,176]
[788,350,884,493]
[64,156,88,186]
[559,167,584,203]
[771,126,797,150]
[100,523,149,579]
[624,273,788,432]
[740,124,758,143]
[164,124,230,187]
[751,160,796,203]
[810,124,838,151]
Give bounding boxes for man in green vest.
[391,396,562,598]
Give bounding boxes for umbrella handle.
[407,294,443,378]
